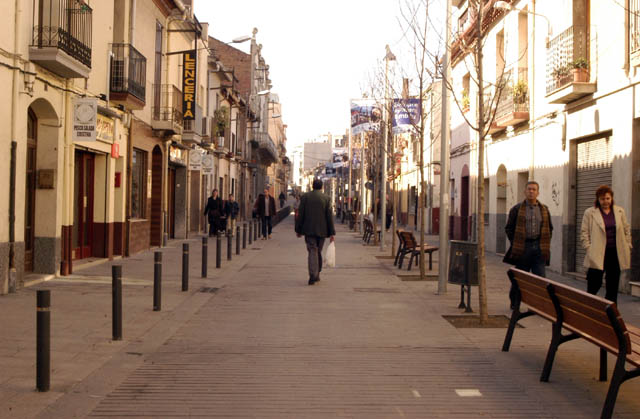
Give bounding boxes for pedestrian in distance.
[503,181,554,309]
[293,194,300,219]
[385,197,393,231]
[279,191,286,208]
[254,186,277,239]
[204,189,224,236]
[224,194,240,237]
[580,185,632,304]
[295,178,336,285]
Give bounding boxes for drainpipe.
[129,0,137,45]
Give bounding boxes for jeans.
[262,215,272,238]
[510,239,546,307]
[227,217,236,236]
[305,235,325,280]
[586,247,621,303]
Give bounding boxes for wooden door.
[25,110,37,272]
[461,176,469,241]
[73,151,95,259]
[150,146,163,246]
[167,166,176,239]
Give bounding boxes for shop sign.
[97,114,114,144]
[202,154,214,175]
[182,50,197,121]
[72,97,97,141]
[169,146,187,166]
[189,149,202,171]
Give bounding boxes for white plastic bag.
[325,241,336,268]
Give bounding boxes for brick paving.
[1,214,640,418]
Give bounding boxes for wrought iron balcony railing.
[152,84,183,127]
[110,43,146,103]
[495,67,529,122]
[31,0,92,68]
[546,25,589,94]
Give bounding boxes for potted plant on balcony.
[551,64,570,87]
[213,107,229,147]
[569,58,589,83]
[461,89,470,112]
[512,80,528,105]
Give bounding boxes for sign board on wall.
[97,114,114,143]
[169,146,187,166]
[72,97,97,141]
[182,50,197,121]
[202,154,214,175]
[189,149,202,171]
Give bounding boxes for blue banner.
[392,99,421,134]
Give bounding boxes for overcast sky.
[195,0,439,151]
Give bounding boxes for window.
[131,148,147,219]
[632,1,640,54]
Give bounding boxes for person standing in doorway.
[296,178,336,285]
[224,194,240,236]
[580,185,632,303]
[503,181,554,309]
[279,191,286,208]
[204,189,223,236]
[254,187,276,239]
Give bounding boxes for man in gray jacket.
[295,179,336,285]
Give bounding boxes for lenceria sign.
[182,50,197,121]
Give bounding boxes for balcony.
[110,44,146,110]
[151,84,183,135]
[495,68,529,127]
[30,0,92,78]
[546,25,596,104]
[182,105,205,145]
[251,131,278,164]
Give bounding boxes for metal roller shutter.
[575,137,612,273]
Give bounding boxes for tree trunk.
[419,106,426,280]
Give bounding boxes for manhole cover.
[353,287,400,293]
[198,287,219,293]
[442,315,520,329]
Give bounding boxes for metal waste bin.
[448,240,478,311]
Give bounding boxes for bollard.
[153,251,162,311]
[236,225,241,255]
[201,236,208,278]
[182,243,189,291]
[254,219,258,241]
[36,290,50,392]
[248,222,253,245]
[227,232,232,261]
[243,223,247,249]
[216,234,222,268]
[112,266,122,341]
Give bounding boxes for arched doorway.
[25,109,37,272]
[496,164,507,253]
[460,164,470,240]
[150,146,163,246]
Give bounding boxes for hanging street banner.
[392,98,421,134]
[72,97,97,142]
[182,50,197,121]
[350,99,381,135]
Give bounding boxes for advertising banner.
[392,98,421,134]
[350,99,381,135]
[188,149,202,171]
[72,97,97,142]
[202,154,214,175]
[182,50,197,121]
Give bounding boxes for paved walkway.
[1,214,640,418]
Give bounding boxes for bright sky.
[194,0,442,151]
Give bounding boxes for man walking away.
[503,180,553,309]
[254,187,277,239]
[224,194,239,236]
[296,178,336,285]
[279,191,286,208]
[204,189,224,236]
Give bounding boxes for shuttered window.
[575,137,612,273]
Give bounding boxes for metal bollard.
[216,234,222,268]
[36,290,50,392]
[153,251,162,311]
[254,219,258,241]
[243,223,247,249]
[201,236,208,278]
[112,266,122,341]
[182,243,189,291]
[227,232,232,261]
[236,225,241,255]
[248,222,253,245]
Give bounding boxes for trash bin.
[448,240,478,312]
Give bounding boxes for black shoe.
[308,278,317,285]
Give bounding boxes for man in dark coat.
[503,181,553,308]
[254,187,277,239]
[278,191,286,208]
[295,178,336,285]
[204,189,224,236]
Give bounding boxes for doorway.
[167,166,176,239]
[73,151,95,260]
[150,146,163,246]
[25,110,37,272]
[461,175,470,240]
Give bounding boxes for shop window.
[132,148,147,218]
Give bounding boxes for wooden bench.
[394,230,406,266]
[363,218,381,244]
[396,231,438,271]
[503,268,640,419]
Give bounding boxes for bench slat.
[520,289,557,321]
[555,293,613,328]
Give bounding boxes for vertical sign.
[182,50,197,121]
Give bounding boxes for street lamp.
[380,45,396,251]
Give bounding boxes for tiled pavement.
[2,214,640,418]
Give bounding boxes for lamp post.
[381,45,396,251]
